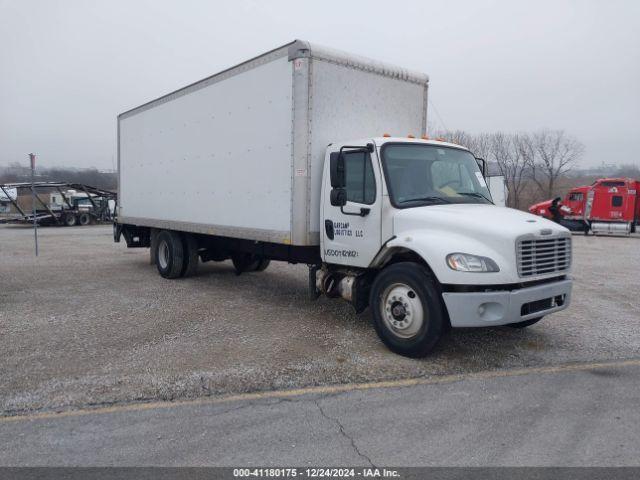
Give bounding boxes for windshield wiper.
[400,195,451,204]
[457,192,493,204]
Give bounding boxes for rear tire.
[78,213,91,226]
[508,317,543,328]
[370,262,444,358]
[254,258,271,272]
[64,213,77,227]
[155,230,185,279]
[231,253,270,274]
[181,233,199,277]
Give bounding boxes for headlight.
[446,253,500,272]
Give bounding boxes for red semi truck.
[529,178,640,235]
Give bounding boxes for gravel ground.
[1,224,639,415]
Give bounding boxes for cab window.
[381,144,491,206]
[344,151,376,205]
[431,160,476,193]
[568,192,583,202]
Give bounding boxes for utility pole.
[29,153,38,256]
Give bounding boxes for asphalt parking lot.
[1,224,639,416]
[4,360,640,466]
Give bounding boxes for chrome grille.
[516,236,572,277]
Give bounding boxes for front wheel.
[370,262,445,358]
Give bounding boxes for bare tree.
[419,128,586,210]
[436,130,490,159]
[490,132,528,209]
[437,130,472,147]
[470,133,492,161]
[526,129,584,199]
[437,130,527,208]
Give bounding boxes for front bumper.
[442,278,572,328]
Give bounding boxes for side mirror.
[330,188,347,207]
[330,152,345,188]
[475,157,486,177]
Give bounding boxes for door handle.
[340,206,370,217]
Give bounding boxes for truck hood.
[394,204,567,239]
[390,204,571,285]
[529,199,554,214]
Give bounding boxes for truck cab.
[562,186,590,220]
[530,178,639,235]
[528,186,590,232]
[318,137,572,356]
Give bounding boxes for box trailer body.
[116,41,573,358]
[118,40,427,247]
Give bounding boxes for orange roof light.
[407,134,415,138]
[383,133,391,137]
[421,135,430,140]
[435,137,446,141]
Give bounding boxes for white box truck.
[115,40,572,357]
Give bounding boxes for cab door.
[321,144,382,268]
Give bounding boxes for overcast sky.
[1,0,638,170]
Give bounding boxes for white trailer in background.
[0,187,16,214]
[486,175,507,207]
[116,40,572,357]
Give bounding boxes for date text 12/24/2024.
[233,468,400,477]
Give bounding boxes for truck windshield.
[381,143,493,207]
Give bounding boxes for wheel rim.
[380,283,424,339]
[158,240,170,269]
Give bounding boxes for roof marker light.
[421,135,429,140]
[407,134,415,138]
[383,133,391,137]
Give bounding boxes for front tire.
[155,230,185,279]
[370,262,445,358]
